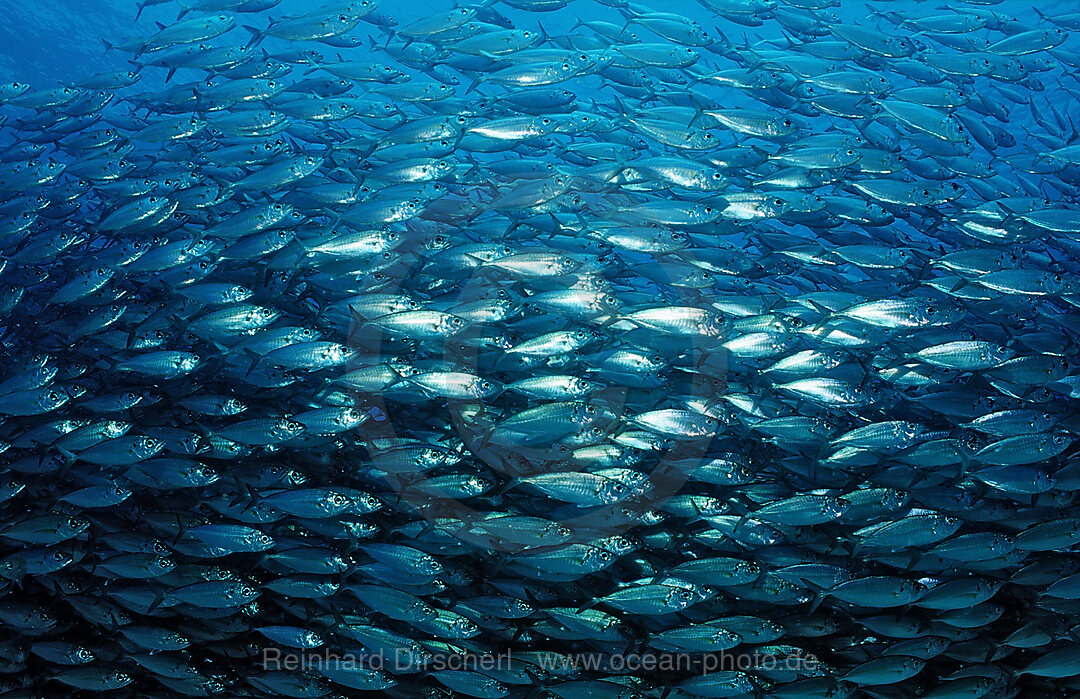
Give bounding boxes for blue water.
[0,1,1056,85]
[0,0,1078,696]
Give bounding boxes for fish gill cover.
[0,0,1075,696]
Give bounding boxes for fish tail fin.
[575,597,598,613]
[806,591,827,615]
[170,511,190,547]
[599,312,625,330]
[610,92,630,118]
[224,476,250,509]
[341,518,365,555]
[242,25,264,48]
[242,481,267,512]
[174,0,194,20]
[101,38,114,55]
[146,588,168,613]
[686,91,708,127]
[243,349,263,378]
[490,473,520,500]
[955,445,971,483]
[712,25,732,51]
[683,68,706,88]
[134,1,145,21]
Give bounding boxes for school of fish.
[0,0,1077,695]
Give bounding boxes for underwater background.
[0,0,1074,697]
